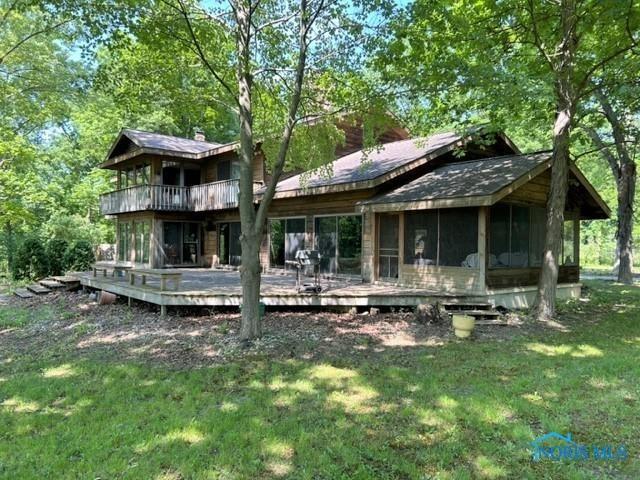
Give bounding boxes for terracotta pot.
[452,314,475,338]
[98,290,116,305]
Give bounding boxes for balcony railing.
[100,179,262,215]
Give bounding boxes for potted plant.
[452,314,475,338]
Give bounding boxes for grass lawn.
[1,281,639,479]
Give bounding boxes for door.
[378,214,399,280]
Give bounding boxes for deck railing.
[100,179,262,215]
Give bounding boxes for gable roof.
[360,151,610,219]
[101,129,226,167]
[267,127,515,198]
[363,152,552,209]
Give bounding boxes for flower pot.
[452,314,475,338]
[98,290,116,305]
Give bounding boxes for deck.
[77,268,470,313]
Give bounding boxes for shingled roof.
[273,131,469,194]
[122,129,221,154]
[362,152,553,209]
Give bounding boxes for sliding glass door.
[314,215,362,275]
[162,222,200,266]
[218,222,242,266]
[269,218,306,269]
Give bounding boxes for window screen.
[529,207,546,267]
[510,206,530,267]
[563,220,576,265]
[404,210,438,266]
[439,208,478,267]
[489,204,510,267]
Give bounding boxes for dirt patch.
[0,291,574,369]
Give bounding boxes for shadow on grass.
[1,281,639,478]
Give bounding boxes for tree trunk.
[532,0,577,321]
[533,108,572,321]
[616,161,636,284]
[235,0,262,341]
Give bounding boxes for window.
[162,222,200,265]
[403,209,477,267]
[217,159,241,181]
[269,218,306,269]
[404,210,438,266]
[510,206,530,267]
[162,161,181,186]
[219,222,241,266]
[439,209,478,267]
[137,164,150,185]
[134,221,151,264]
[118,222,130,262]
[529,207,546,267]
[488,204,567,268]
[314,215,362,275]
[489,204,510,267]
[338,216,362,275]
[563,220,576,265]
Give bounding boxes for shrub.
[63,240,95,272]
[11,236,49,280]
[46,238,69,276]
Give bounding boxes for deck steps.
[26,284,51,295]
[442,301,503,322]
[47,276,81,290]
[39,279,65,290]
[14,288,35,299]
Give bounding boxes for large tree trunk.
[533,107,572,321]
[616,161,636,284]
[235,0,262,341]
[532,0,577,321]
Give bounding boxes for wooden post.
[398,212,405,284]
[160,305,167,317]
[478,207,488,294]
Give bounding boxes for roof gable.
[104,129,223,164]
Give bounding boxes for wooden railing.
[100,179,262,215]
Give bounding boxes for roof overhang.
[261,129,512,200]
[360,159,610,220]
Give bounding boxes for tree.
[583,83,638,284]
[129,0,392,340]
[379,0,639,320]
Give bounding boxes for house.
[98,122,609,308]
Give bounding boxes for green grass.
[1,281,639,479]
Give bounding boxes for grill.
[285,250,322,293]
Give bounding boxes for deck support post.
[160,305,167,317]
[128,296,132,307]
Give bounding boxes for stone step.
[39,279,65,289]
[14,288,35,299]
[26,284,51,295]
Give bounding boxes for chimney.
[194,129,205,142]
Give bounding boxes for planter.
[98,290,117,305]
[452,314,475,338]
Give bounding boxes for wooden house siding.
[502,169,550,207]
[487,265,579,288]
[399,265,483,293]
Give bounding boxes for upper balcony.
[100,179,262,215]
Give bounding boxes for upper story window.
[217,159,241,181]
[119,163,150,188]
[162,161,201,187]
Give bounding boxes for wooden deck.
[77,268,473,313]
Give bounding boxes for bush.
[46,238,69,276]
[63,240,95,272]
[11,237,49,280]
